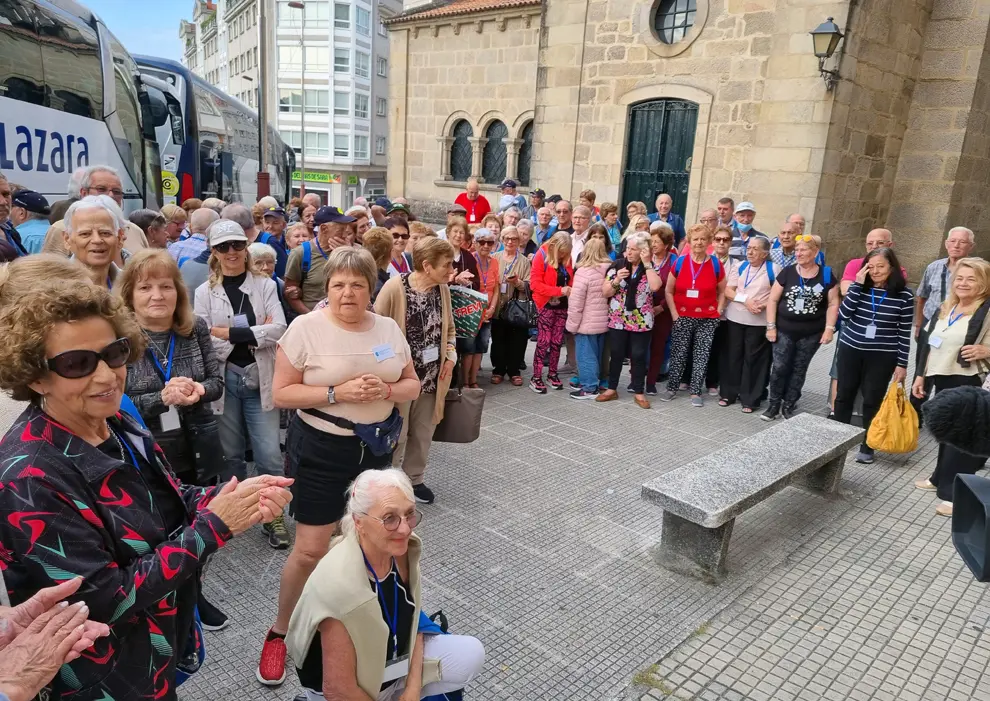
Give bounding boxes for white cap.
[735,201,756,214]
[209,219,248,246]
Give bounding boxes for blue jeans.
[219,365,282,480]
[574,333,605,392]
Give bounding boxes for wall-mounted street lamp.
[810,17,843,91]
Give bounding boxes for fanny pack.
[228,361,261,391]
[302,407,403,457]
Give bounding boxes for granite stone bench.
[641,413,865,583]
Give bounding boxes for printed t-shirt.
[775,265,837,337]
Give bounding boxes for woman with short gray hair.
[258,246,422,685]
[63,195,127,288]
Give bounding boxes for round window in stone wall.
[653,0,697,44]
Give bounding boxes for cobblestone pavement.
[2,341,987,701]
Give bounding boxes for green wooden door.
[620,99,698,221]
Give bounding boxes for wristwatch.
[825,325,836,332]
[327,386,336,405]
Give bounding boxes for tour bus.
[0,0,163,212]
[135,55,295,206]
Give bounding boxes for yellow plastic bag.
[866,381,918,454]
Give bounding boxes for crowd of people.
[0,163,986,701]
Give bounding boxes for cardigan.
[915,297,990,379]
[286,532,441,697]
[566,263,610,335]
[374,275,457,423]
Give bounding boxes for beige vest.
[286,532,441,696]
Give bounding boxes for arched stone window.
[517,121,533,187]
[449,119,474,182]
[481,120,508,184]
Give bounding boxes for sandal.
[510,376,524,386]
[491,376,503,385]
[468,383,480,389]
[741,406,754,414]
[718,398,730,407]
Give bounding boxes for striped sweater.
[838,282,914,367]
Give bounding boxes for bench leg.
[654,511,734,584]
[797,453,845,495]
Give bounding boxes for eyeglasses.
[47,338,130,379]
[502,237,519,242]
[700,217,717,223]
[362,509,423,531]
[214,240,247,253]
[477,240,495,246]
[87,186,125,198]
[714,236,732,243]
[392,232,410,240]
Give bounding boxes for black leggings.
[927,374,987,501]
[607,328,650,393]
[832,343,899,452]
[768,330,821,405]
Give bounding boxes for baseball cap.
[387,202,410,216]
[531,188,546,199]
[473,227,496,241]
[546,194,563,204]
[500,179,517,189]
[263,205,286,219]
[448,203,467,214]
[209,219,248,246]
[374,196,393,210]
[735,201,756,214]
[12,189,50,216]
[314,206,356,226]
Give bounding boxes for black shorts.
[285,416,392,526]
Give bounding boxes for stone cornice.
[389,6,542,34]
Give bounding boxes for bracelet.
[766,323,777,329]
[825,325,836,332]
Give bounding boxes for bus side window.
[34,2,102,118]
[0,1,44,105]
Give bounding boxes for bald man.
[647,193,686,247]
[840,228,896,295]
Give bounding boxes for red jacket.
[454,192,492,224]
[531,244,575,310]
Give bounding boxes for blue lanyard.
[501,252,519,281]
[314,238,330,261]
[111,427,140,469]
[147,334,176,383]
[106,275,113,290]
[947,306,966,327]
[362,552,399,659]
[797,273,809,296]
[869,289,887,321]
[688,256,708,288]
[743,263,763,289]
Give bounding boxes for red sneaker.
[256,630,287,686]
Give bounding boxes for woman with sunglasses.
[193,220,287,489]
[385,217,413,277]
[0,254,293,701]
[288,469,484,701]
[463,228,500,387]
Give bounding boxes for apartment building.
[180,0,395,207]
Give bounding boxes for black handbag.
[501,288,536,328]
[432,386,485,443]
[183,410,227,483]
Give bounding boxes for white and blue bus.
[0,0,164,212]
[135,55,295,206]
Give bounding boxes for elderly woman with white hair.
[516,217,538,256]
[62,194,127,289]
[287,468,485,701]
[250,241,297,324]
[595,231,663,408]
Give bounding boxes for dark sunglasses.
[477,240,495,246]
[47,338,131,379]
[392,232,410,240]
[714,237,732,243]
[214,241,247,253]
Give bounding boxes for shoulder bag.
[500,285,536,328]
[432,384,486,444]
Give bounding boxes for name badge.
[422,345,440,363]
[735,293,749,304]
[686,289,700,299]
[865,323,878,339]
[232,314,250,329]
[372,343,396,362]
[381,654,410,683]
[929,335,943,349]
[160,405,181,432]
[794,298,805,312]
[500,282,508,294]
[812,284,824,294]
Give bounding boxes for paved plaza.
[2,343,987,700]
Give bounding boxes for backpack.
[300,240,314,278]
[674,254,721,278]
[738,260,775,286]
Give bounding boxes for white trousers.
[302,634,485,701]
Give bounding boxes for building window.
[334,48,350,72]
[376,56,387,77]
[356,7,371,35]
[355,51,370,78]
[378,18,387,36]
[652,0,697,45]
[334,91,349,115]
[279,45,302,69]
[284,129,302,153]
[355,135,369,159]
[518,121,533,186]
[306,46,330,70]
[355,93,369,118]
[334,3,350,29]
[254,47,258,65]
[305,132,330,157]
[376,96,387,116]
[481,120,508,184]
[305,89,330,114]
[376,135,386,155]
[449,119,473,182]
[307,1,330,26]
[334,134,349,157]
[279,89,302,112]
[278,1,303,27]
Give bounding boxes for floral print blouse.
[605,265,655,332]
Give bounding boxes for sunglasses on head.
[393,232,410,240]
[47,338,130,379]
[214,240,247,253]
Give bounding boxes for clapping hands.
[161,377,206,407]
[206,475,294,535]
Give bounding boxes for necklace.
[107,423,125,456]
[145,333,171,366]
